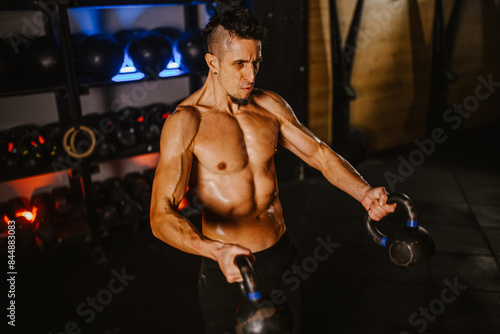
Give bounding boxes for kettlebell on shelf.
[234,255,293,334]
[365,193,435,269]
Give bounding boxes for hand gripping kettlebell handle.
[235,255,262,301]
[365,193,418,247]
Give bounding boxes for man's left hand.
[361,187,397,221]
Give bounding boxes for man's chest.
[193,111,280,173]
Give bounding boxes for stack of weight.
[92,169,155,237]
[0,101,181,172]
[111,26,207,75]
[0,35,65,89]
[0,125,47,170]
[92,166,203,239]
[0,186,79,255]
[0,167,162,254]
[0,26,207,89]
[81,101,175,161]
[73,25,206,80]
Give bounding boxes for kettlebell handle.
[235,255,262,301]
[365,193,418,247]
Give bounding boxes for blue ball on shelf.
[114,28,147,48]
[0,38,18,85]
[127,31,172,76]
[175,29,207,73]
[79,33,124,81]
[23,36,64,83]
[153,26,182,45]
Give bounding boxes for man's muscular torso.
[151,28,393,285]
[180,89,286,252]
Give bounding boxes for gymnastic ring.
[62,126,96,159]
[70,125,96,158]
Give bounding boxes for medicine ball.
[114,28,147,48]
[79,33,124,81]
[23,36,64,83]
[153,26,182,44]
[0,38,17,85]
[128,31,172,75]
[176,29,207,72]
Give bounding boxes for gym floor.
[6,121,500,334]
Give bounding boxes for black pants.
[198,232,303,334]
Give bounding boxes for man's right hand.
[213,243,255,283]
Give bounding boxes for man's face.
[216,36,262,106]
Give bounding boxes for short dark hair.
[203,7,268,53]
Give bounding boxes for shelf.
[0,71,201,99]
[0,142,160,183]
[0,81,67,99]
[0,163,70,183]
[94,142,160,164]
[0,0,39,11]
[0,0,203,255]
[71,0,196,8]
[0,0,205,10]
[78,70,195,90]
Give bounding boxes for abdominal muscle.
[192,162,286,252]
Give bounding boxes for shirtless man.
[150,6,396,334]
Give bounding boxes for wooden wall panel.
[448,0,500,128]
[308,0,500,151]
[308,0,332,142]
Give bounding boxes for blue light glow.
[68,7,102,36]
[112,72,145,82]
[120,66,137,74]
[167,61,180,69]
[159,68,183,77]
[114,51,184,81]
[120,53,137,73]
[113,58,183,81]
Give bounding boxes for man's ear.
[205,53,219,73]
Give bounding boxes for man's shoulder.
[161,104,201,144]
[167,104,201,125]
[252,89,295,120]
[253,88,286,106]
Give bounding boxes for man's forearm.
[150,209,221,260]
[319,143,372,203]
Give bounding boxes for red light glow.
[178,187,190,211]
[178,197,190,210]
[15,207,37,223]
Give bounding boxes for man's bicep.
[152,109,198,210]
[278,118,325,169]
[153,155,192,208]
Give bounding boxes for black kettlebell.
[92,181,119,228]
[139,103,170,143]
[365,193,435,269]
[30,192,58,246]
[82,113,117,160]
[10,125,46,169]
[105,107,140,150]
[40,122,67,165]
[234,255,293,334]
